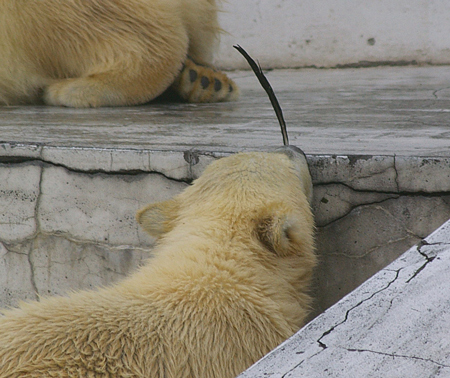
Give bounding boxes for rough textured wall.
[309,156,450,316]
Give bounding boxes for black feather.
[233,45,289,146]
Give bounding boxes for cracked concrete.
[312,193,450,315]
[406,240,437,283]
[28,234,149,299]
[239,219,450,377]
[0,160,187,308]
[316,267,402,350]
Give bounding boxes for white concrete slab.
[238,219,450,377]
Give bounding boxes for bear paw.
[172,57,239,103]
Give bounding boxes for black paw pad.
[214,79,222,92]
[189,69,198,83]
[201,76,210,89]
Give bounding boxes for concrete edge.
[1,143,449,192]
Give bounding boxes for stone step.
[1,66,449,156]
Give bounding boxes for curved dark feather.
[233,45,289,146]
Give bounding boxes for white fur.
[0,0,238,107]
[0,149,316,377]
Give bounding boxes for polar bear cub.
[0,0,238,107]
[0,146,316,378]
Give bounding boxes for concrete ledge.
[238,219,450,377]
[1,66,450,156]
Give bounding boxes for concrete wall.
[1,148,449,318]
[215,0,450,69]
[0,159,187,304]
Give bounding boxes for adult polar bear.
[0,0,238,107]
[0,146,316,378]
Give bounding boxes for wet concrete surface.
[1,65,449,156]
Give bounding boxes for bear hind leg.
[44,66,181,108]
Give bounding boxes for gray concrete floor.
[1,65,449,156]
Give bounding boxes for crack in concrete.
[280,360,305,378]
[27,163,44,301]
[345,347,450,369]
[316,184,450,232]
[0,247,26,258]
[312,237,445,360]
[27,243,39,301]
[432,87,450,100]
[406,240,437,283]
[392,154,400,192]
[326,234,419,259]
[42,231,154,252]
[317,268,401,349]
[316,186,400,228]
[3,231,153,255]
[0,156,194,184]
[316,179,450,197]
[313,179,397,196]
[4,153,450,194]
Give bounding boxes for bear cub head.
[137,146,316,317]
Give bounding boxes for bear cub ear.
[256,213,301,257]
[136,199,179,239]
